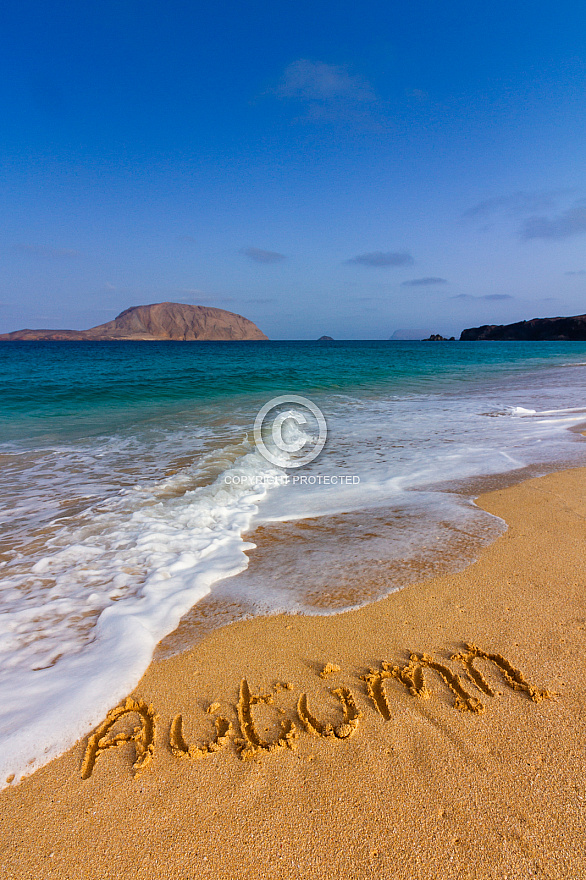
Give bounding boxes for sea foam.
[0,444,281,786]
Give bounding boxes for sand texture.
[1,468,586,879]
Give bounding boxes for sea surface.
[2,339,586,785]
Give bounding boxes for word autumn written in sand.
[81,642,553,781]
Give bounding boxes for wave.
[0,440,282,787]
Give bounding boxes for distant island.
[461,313,586,341]
[318,335,334,341]
[0,302,268,342]
[423,334,456,341]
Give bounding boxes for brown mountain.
[460,313,586,341]
[0,302,269,341]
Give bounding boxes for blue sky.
[1,1,585,339]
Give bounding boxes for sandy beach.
[2,467,586,879]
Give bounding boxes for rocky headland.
[461,314,586,341]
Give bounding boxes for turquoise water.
[3,339,586,439]
[2,339,586,787]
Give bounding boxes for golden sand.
[1,468,586,879]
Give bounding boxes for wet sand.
[1,468,586,879]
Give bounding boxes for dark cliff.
[460,314,586,341]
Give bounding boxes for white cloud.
[346,251,413,268]
[463,189,574,221]
[242,247,286,264]
[401,277,447,287]
[275,59,375,104]
[521,199,586,240]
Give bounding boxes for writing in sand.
[81,642,553,781]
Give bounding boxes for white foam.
[508,406,538,415]
[0,444,282,786]
[254,391,586,525]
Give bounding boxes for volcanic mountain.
[0,302,269,341]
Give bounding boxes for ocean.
[1,339,586,786]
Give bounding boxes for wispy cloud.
[452,294,514,301]
[275,59,375,103]
[346,251,413,268]
[565,269,586,276]
[520,199,586,240]
[463,189,573,221]
[401,276,447,287]
[242,247,286,264]
[13,243,80,258]
[177,234,197,244]
[271,59,377,123]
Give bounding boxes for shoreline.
[2,467,586,878]
[156,444,586,661]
